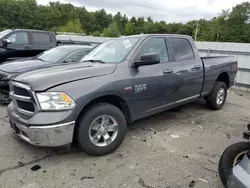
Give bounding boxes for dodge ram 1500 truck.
[7,34,238,156]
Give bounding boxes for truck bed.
[201,56,238,95]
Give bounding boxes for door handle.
[24,45,31,49]
[163,69,173,74]
[194,65,202,69]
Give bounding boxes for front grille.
[13,86,29,96]
[17,100,35,112]
[10,82,37,117]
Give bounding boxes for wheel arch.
[72,94,131,145]
[216,72,230,88]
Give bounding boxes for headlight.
[36,92,76,110]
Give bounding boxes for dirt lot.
[0,89,249,188]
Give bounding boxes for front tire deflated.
[76,103,127,156]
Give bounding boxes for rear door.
[166,37,204,102]
[31,32,53,56]
[4,31,31,60]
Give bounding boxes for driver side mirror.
[132,53,160,68]
[2,39,11,46]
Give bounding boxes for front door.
[129,37,181,118]
[4,31,31,60]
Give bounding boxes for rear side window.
[168,38,195,61]
[32,32,51,45]
[138,38,169,62]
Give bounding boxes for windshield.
[81,37,140,63]
[38,46,85,63]
[0,29,12,39]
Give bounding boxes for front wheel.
[218,142,250,187]
[76,103,127,156]
[206,81,227,110]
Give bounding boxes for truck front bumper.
[9,119,75,147]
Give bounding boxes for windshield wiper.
[81,59,105,63]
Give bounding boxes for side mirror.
[2,39,11,45]
[133,53,160,67]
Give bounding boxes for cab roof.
[12,29,53,33]
[120,34,193,40]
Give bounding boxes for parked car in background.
[0,29,92,63]
[0,45,92,103]
[0,29,57,63]
[8,34,237,156]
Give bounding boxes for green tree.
[124,22,134,35]
[94,9,113,32]
[103,22,120,37]
[143,21,153,34]
[76,7,96,34]
[120,14,129,34]
[226,2,250,42]
[147,16,153,23]
[114,12,122,32]
[92,31,101,36]
[57,19,84,33]
[1,0,250,43]
[49,2,77,26]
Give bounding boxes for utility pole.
[194,22,199,41]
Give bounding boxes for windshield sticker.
[123,40,132,48]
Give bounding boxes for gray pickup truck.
[8,34,238,156]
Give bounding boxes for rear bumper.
[10,119,75,147]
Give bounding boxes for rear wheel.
[219,142,250,187]
[76,103,127,156]
[206,81,227,110]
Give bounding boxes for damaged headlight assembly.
[36,92,76,110]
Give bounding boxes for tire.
[206,81,227,110]
[76,103,127,156]
[218,142,250,187]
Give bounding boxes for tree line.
[1,0,250,43]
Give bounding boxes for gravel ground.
[0,89,249,188]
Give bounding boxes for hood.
[13,62,117,91]
[0,59,53,74]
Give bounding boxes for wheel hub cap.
[89,115,118,147]
[216,88,225,105]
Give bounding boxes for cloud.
[207,0,217,5]
[37,0,246,22]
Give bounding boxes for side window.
[32,32,51,45]
[168,38,195,61]
[138,38,169,62]
[7,32,28,44]
[65,50,90,62]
